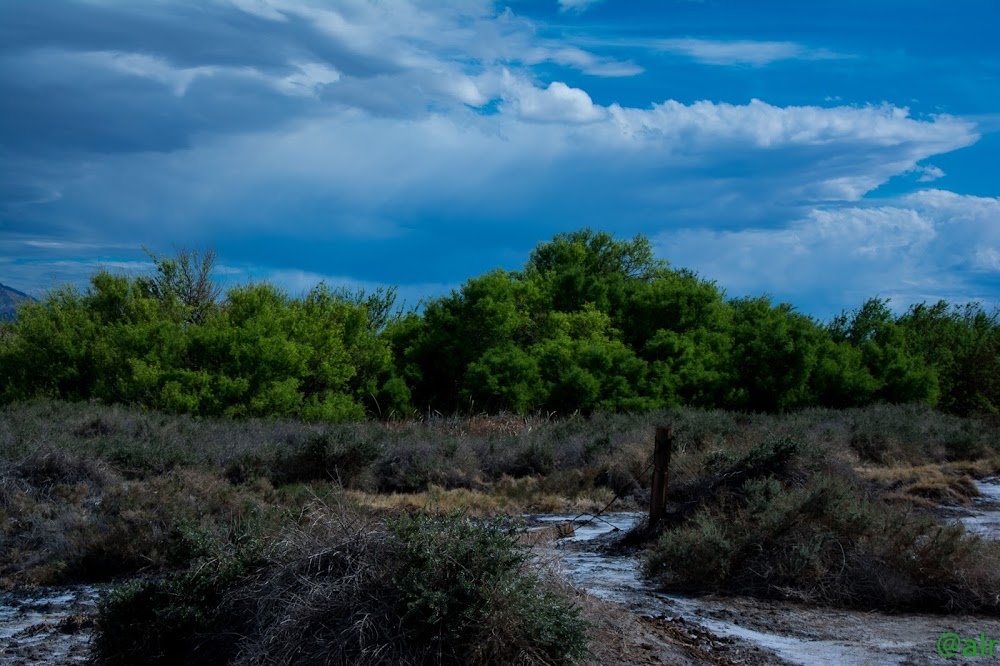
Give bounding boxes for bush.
[94,522,267,666]
[390,513,589,664]
[270,429,382,487]
[643,436,1000,612]
[93,509,589,666]
[375,437,481,493]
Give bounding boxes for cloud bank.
[0,0,994,319]
[655,190,1000,317]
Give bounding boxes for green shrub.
[389,513,588,664]
[94,523,267,666]
[644,437,1000,612]
[270,429,382,487]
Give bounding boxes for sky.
[2,0,999,321]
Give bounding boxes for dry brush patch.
[92,504,591,666]
[857,460,1000,508]
[0,446,280,585]
[642,436,1000,613]
[4,399,1000,598]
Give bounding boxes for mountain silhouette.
[0,283,34,322]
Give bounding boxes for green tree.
[725,297,824,412]
[137,247,221,324]
[524,228,667,314]
[899,301,1000,414]
[830,298,939,406]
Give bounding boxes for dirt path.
[537,511,1000,666]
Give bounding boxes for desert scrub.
[644,436,1000,612]
[0,447,276,584]
[92,509,589,666]
[268,428,384,487]
[5,400,1000,495]
[389,512,588,664]
[93,519,269,666]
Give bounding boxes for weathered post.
[649,425,672,526]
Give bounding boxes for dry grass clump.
[93,503,590,666]
[857,462,994,507]
[347,485,515,515]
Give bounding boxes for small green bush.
[94,523,267,666]
[270,429,382,487]
[390,513,589,664]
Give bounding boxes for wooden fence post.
[649,425,672,526]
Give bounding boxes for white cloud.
[247,268,455,307]
[502,75,606,123]
[654,191,1000,316]
[2,0,993,316]
[558,0,604,13]
[225,0,287,22]
[22,240,135,251]
[534,46,643,77]
[82,51,219,96]
[275,61,341,97]
[17,94,977,248]
[655,38,844,66]
[77,50,339,100]
[601,100,975,203]
[607,99,967,150]
[916,164,945,182]
[901,189,1000,272]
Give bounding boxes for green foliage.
[395,229,723,415]
[702,436,803,486]
[898,301,1000,415]
[390,512,589,664]
[725,297,823,412]
[94,517,267,666]
[0,253,403,421]
[271,429,382,486]
[525,228,667,313]
[830,298,940,406]
[4,231,1000,419]
[462,343,544,413]
[93,510,588,666]
[137,247,221,324]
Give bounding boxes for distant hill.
[0,283,34,322]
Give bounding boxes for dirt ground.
[580,589,1000,666]
[536,511,1000,666]
[6,575,1000,665]
[6,503,1000,666]
[0,584,98,665]
[581,597,796,666]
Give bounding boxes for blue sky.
[2,0,999,320]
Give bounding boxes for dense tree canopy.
[2,230,998,419]
[0,255,405,421]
